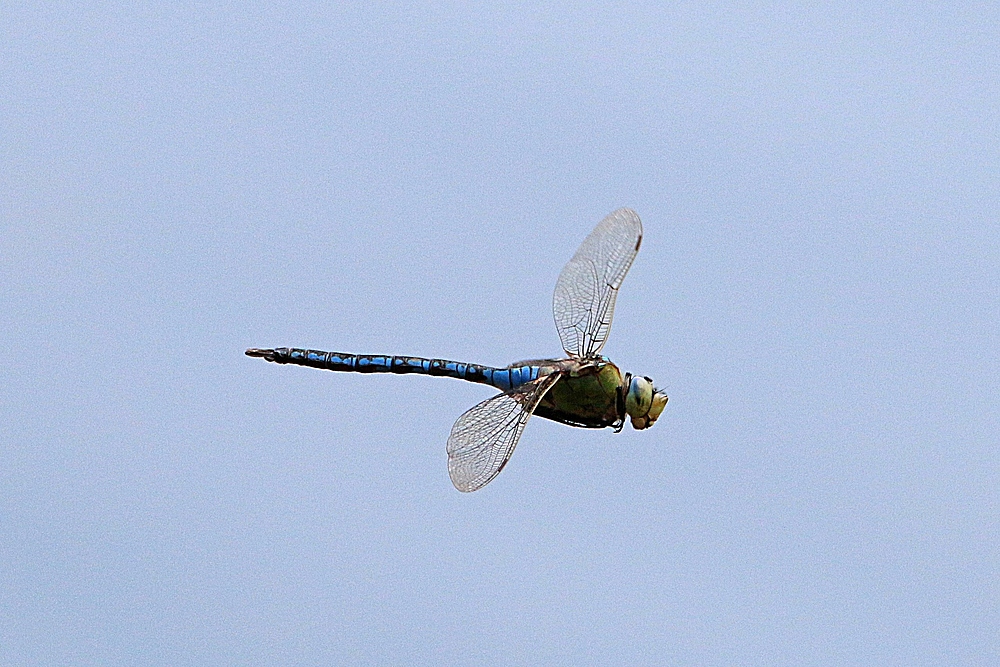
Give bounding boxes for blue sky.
[3,3,998,665]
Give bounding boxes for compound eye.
[625,376,653,418]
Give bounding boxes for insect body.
[247,208,667,491]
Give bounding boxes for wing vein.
[446,373,561,492]
[552,208,643,358]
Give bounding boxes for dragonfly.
[247,208,667,492]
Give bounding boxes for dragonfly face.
[625,375,668,430]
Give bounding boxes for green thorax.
[534,360,625,429]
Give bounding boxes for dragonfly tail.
[245,347,540,391]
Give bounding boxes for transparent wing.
[553,208,643,358]
[447,373,561,492]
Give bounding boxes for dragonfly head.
[625,375,668,430]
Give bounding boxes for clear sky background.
[3,3,998,665]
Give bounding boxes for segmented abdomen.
[254,347,541,391]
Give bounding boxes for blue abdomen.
[247,347,541,391]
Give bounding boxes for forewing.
[446,373,561,492]
[553,208,643,358]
